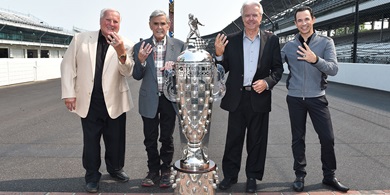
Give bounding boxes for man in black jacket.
[214,0,283,193]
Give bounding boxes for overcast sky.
[2,0,250,43]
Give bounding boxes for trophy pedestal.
[171,160,218,195]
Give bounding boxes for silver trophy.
[163,14,226,195]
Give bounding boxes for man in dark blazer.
[132,10,185,188]
[214,0,283,193]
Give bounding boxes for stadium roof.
[202,0,315,38]
[0,8,73,47]
[0,8,73,35]
[202,0,388,39]
[261,0,313,18]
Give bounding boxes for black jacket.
[216,30,283,113]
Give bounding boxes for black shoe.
[218,177,238,190]
[141,172,160,187]
[293,177,305,192]
[246,178,257,193]
[160,170,171,188]
[85,182,99,193]
[109,170,129,182]
[322,177,349,192]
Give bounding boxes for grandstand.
[202,0,390,64]
[0,8,73,58]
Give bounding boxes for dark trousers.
[286,95,336,179]
[81,98,126,183]
[222,90,269,180]
[142,95,176,173]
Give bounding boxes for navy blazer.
[133,36,185,118]
[216,30,283,113]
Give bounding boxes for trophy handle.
[163,69,177,102]
[212,63,226,101]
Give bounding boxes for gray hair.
[149,10,170,22]
[240,0,263,16]
[100,8,121,21]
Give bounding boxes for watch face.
[119,54,126,59]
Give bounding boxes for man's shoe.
[85,182,99,193]
[160,170,172,188]
[293,177,305,192]
[218,177,238,190]
[109,170,129,182]
[246,178,257,193]
[141,172,160,187]
[322,177,349,192]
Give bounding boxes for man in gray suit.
[133,10,185,188]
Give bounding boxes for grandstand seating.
[0,8,73,58]
[333,28,390,45]
[201,0,390,65]
[336,42,390,64]
[0,8,73,44]
[273,0,371,31]
[0,8,63,31]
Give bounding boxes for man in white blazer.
[60,8,134,193]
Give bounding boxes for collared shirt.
[243,31,260,87]
[153,36,167,92]
[298,33,313,49]
[92,30,110,100]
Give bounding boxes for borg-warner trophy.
[163,14,226,195]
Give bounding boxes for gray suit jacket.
[133,36,185,118]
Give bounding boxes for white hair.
[240,0,264,16]
[100,8,121,21]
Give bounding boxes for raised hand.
[215,33,229,57]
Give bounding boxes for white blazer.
[61,31,135,119]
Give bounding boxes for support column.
[169,0,174,37]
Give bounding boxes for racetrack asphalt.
[0,76,389,194]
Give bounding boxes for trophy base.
[171,160,219,195]
[175,160,215,173]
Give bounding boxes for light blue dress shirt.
[242,31,260,87]
[216,31,268,89]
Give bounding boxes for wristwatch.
[118,53,127,61]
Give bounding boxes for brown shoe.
[141,172,160,187]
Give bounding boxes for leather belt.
[243,86,252,91]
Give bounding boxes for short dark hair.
[294,6,314,21]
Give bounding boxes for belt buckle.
[244,86,251,91]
